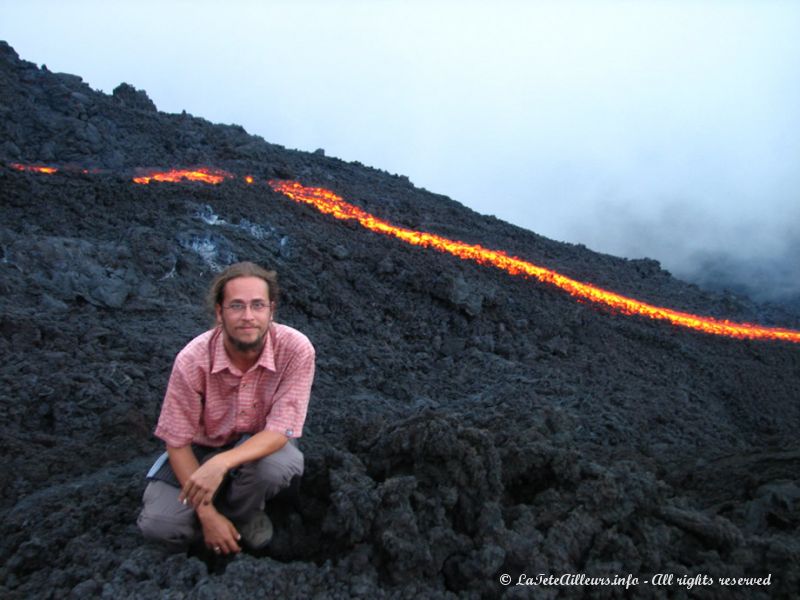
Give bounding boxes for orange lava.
[268,180,800,343]
[8,159,799,343]
[10,162,58,174]
[133,168,233,185]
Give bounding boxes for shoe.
[238,511,273,550]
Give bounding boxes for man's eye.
[251,302,267,310]
[230,303,246,310]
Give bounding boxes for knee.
[137,483,198,550]
[137,510,199,552]
[247,442,304,488]
[137,510,170,543]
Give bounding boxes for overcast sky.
[3,0,799,300]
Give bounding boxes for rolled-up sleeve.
[263,337,315,439]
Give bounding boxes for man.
[137,262,315,555]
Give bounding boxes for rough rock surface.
[1,41,798,599]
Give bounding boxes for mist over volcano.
[1,41,799,599]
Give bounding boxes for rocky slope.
[1,41,798,599]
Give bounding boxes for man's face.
[215,276,273,353]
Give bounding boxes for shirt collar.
[210,325,276,374]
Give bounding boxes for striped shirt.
[154,323,315,447]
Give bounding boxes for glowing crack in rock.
[267,180,800,344]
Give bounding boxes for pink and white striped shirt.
[154,323,315,447]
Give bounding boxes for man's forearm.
[169,431,289,510]
[167,444,201,487]
[167,446,221,520]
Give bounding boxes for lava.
[132,167,233,185]
[6,160,800,343]
[268,180,800,343]
[10,162,58,174]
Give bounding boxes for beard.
[229,333,266,353]
[221,318,271,354]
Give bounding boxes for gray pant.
[137,441,303,551]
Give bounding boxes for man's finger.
[221,536,238,554]
[180,482,196,503]
[228,526,241,552]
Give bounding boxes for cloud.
[567,196,800,307]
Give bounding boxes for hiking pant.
[136,440,303,551]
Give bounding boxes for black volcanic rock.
[1,41,798,598]
[112,83,158,112]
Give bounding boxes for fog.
[3,0,799,306]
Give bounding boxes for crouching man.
[137,262,315,555]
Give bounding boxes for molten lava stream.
[132,167,233,185]
[7,160,799,343]
[10,162,58,174]
[268,180,800,344]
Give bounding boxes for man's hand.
[197,505,241,554]
[178,455,228,508]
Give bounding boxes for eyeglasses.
[222,301,271,313]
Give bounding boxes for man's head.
[208,262,279,353]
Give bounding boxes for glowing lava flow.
[6,160,799,343]
[133,167,233,185]
[268,180,800,343]
[11,162,58,174]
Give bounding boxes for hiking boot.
[238,511,273,550]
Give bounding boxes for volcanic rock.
[112,83,158,113]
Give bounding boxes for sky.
[3,0,800,303]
